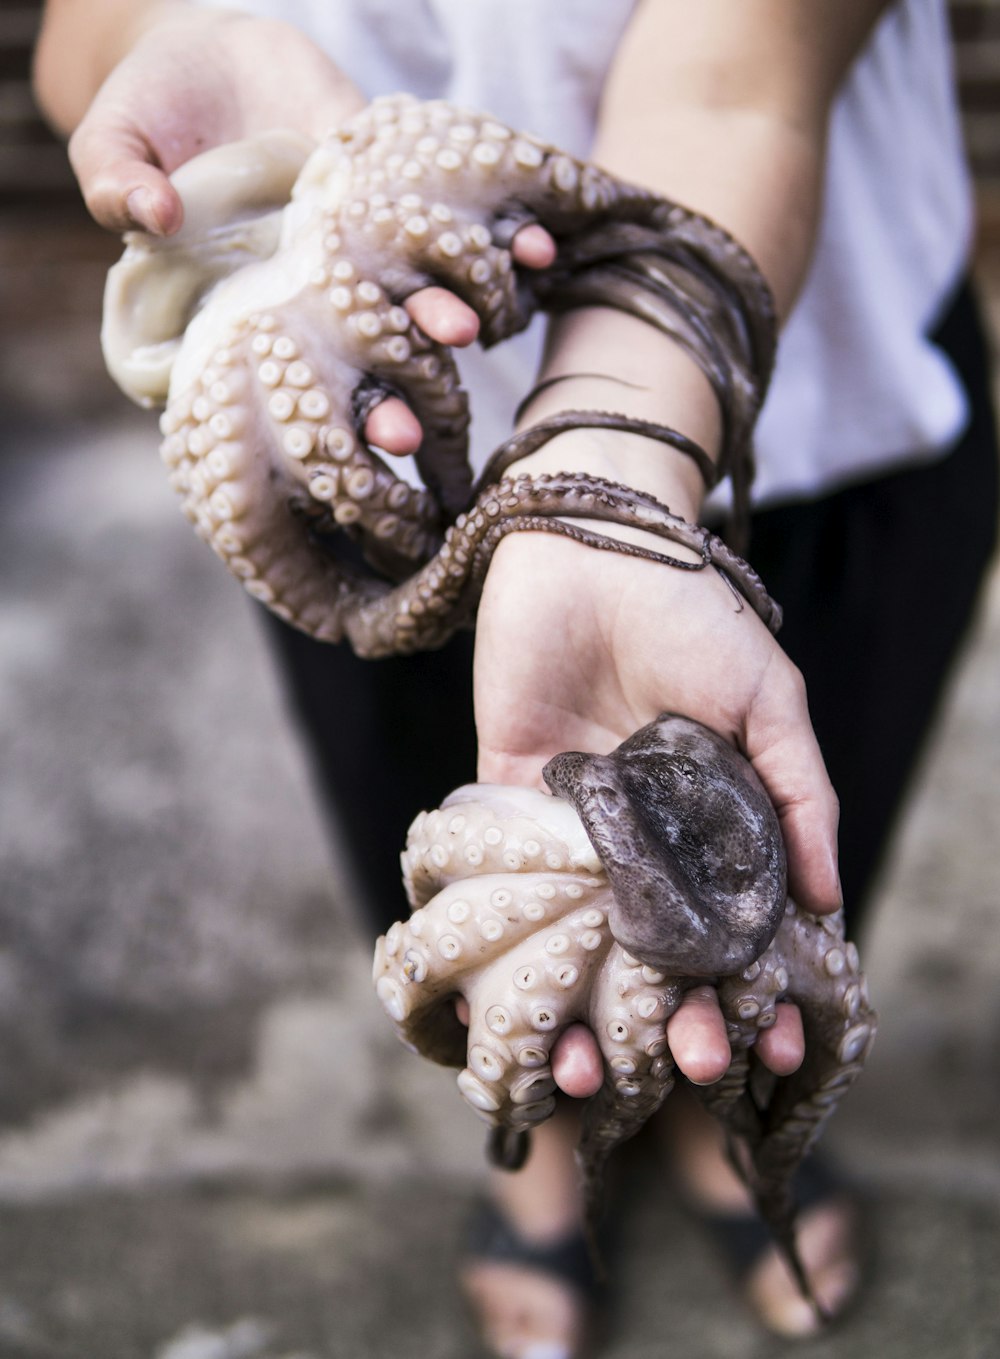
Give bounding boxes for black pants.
[265,282,999,941]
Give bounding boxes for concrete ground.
[0,223,998,1358]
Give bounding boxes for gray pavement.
[1,283,999,1355]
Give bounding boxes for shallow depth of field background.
[0,5,998,1357]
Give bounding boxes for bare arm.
[480,0,890,788]
[32,0,553,448]
[34,0,889,1086]
[476,0,889,1087]
[594,0,889,317]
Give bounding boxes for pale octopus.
[102,97,875,1311]
[102,93,779,653]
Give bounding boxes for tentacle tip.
[486,1126,531,1172]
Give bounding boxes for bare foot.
[461,1259,590,1359]
[746,1194,860,1338]
[460,1106,595,1359]
[663,1090,861,1338]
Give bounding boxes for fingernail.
[126,187,157,233]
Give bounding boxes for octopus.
[101,93,779,657]
[373,715,876,1313]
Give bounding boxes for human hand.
[66,7,364,236]
[472,423,840,1098]
[64,5,555,452]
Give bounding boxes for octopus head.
[543,713,787,975]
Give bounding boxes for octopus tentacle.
[576,957,682,1257]
[333,461,783,657]
[725,907,876,1210]
[378,789,613,1126]
[400,789,603,906]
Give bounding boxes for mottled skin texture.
[373,716,876,1312]
[544,717,787,976]
[102,95,778,654]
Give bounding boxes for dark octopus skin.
[374,715,876,1315]
[102,94,778,653]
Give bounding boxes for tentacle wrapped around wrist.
[102,94,777,653]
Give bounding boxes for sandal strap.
[464,1199,601,1297]
[693,1153,849,1277]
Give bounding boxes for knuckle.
[780,658,809,707]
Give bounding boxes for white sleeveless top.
[199,0,973,506]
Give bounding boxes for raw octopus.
[374,715,876,1308]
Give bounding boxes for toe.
[461,1261,587,1359]
[746,1198,860,1338]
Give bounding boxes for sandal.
[692,1156,868,1337]
[460,1197,606,1359]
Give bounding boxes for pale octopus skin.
[102,94,779,655]
[374,715,876,1308]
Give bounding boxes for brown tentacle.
[340,459,782,657]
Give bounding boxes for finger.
[755,1002,804,1076]
[69,124,183,235]
[456,1005,603,1098]
[364,396,423,455]
[405,286,479,346]
[666,986,731,1085]
[511,223,557,269]
[550,1022,604,1099]
[746,663,842,915]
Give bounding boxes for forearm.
[596,106,819,326]
[593,0,889,319]
[515,311,717,523]
[512,1,889,513]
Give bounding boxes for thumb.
[745,662,842,915]
[69,116,182,235]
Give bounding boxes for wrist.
[507,307,720,522]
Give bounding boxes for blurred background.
[1,4,999,1357]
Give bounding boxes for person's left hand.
[471,424,840,1098]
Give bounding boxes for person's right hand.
[65,4,556,454]
[67,7,365,237]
